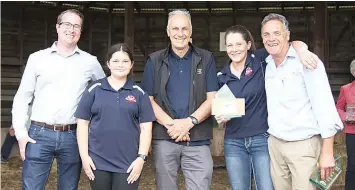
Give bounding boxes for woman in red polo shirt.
[336,59,355,190]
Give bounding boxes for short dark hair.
[57,9,84,25]
[224,25,256,52]
[106,43,134,63]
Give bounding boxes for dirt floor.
[1,156,346,190]
[1,156,231,190]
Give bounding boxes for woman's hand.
[127,158,145,184]
[215,115,231,125]
[82,155,96,181]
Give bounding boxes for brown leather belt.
[31,121,77,131]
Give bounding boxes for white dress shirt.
[12,42,106,140]
[264,45,343,141]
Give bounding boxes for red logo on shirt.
[125,95,136,103]
[245,67,253,77]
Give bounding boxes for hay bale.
[334,130,346,146]
[334,145,347,186]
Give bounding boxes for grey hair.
[166,9,192,31]
[261,13,289,31]
[350,59,355,73]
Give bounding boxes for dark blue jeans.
[224,133,274,190]
[1,131,17,161]
[22,124,82,190]
[346,133,355,190]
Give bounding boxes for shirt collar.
[169,45,192,60]
[220,52,254,76]
[101,76,134,91]
[265,43,296,64]
[50,41,81,56]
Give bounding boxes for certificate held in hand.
[212,84,245,119]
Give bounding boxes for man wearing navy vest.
[141,9,219,190]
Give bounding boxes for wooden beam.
[313,2,328,63]
[124,2,134,53]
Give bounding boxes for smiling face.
[261,19,290,57]
[167,14,192,52]
[107,51,133,78]
[56,12,82,47]
[225,32,251,64]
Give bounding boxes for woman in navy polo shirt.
[75,43,155,190]
[216,25,317,190]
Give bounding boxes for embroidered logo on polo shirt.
[245,67,253,77]
[125,95,136,103]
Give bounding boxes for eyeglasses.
[59,22,82,32]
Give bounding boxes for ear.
[130,61,134,69]
[166,28,170,37]
[286,31,290,41]
[56,24,60,33]
[247,41,252,50]
[106,61,110,67]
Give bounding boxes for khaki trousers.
[268,135,322,190]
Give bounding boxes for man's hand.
[18,136,36,161]
[167,118,193,142]
[319,151,335,180]
[299,50,320,70]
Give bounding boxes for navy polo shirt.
[141,46,219,146]
[217,48,270,139]
[74,77,155,173]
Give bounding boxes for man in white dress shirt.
[262,13,343,190]
[12,9,105,190]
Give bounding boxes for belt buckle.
[53,125,63,131]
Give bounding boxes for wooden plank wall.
[1,4,354,156]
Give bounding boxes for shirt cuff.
[320,125,340,139]
[15,128,29,140]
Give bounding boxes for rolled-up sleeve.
[303,61,344,138]
[74,86,95,121]
[205,55,219,92]
[12,54,37,140]
[91,56,106,81]
[138,93,156,123]
[140,59,155,96]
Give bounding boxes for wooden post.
[313,2,328,64]
[19,5,24,67]
[124,2,134,52]
[124,2,134,77]
[144,16,150,60]
[108,6,112,50]
[83,4,93,54]
[44,11,48,48]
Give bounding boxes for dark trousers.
[346,133,355,190]
[90,170,140,190]
[1,131,17,160]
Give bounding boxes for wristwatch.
[137,154,147,162]
[189,116,199,125]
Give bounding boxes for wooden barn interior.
[1,2,355,186]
